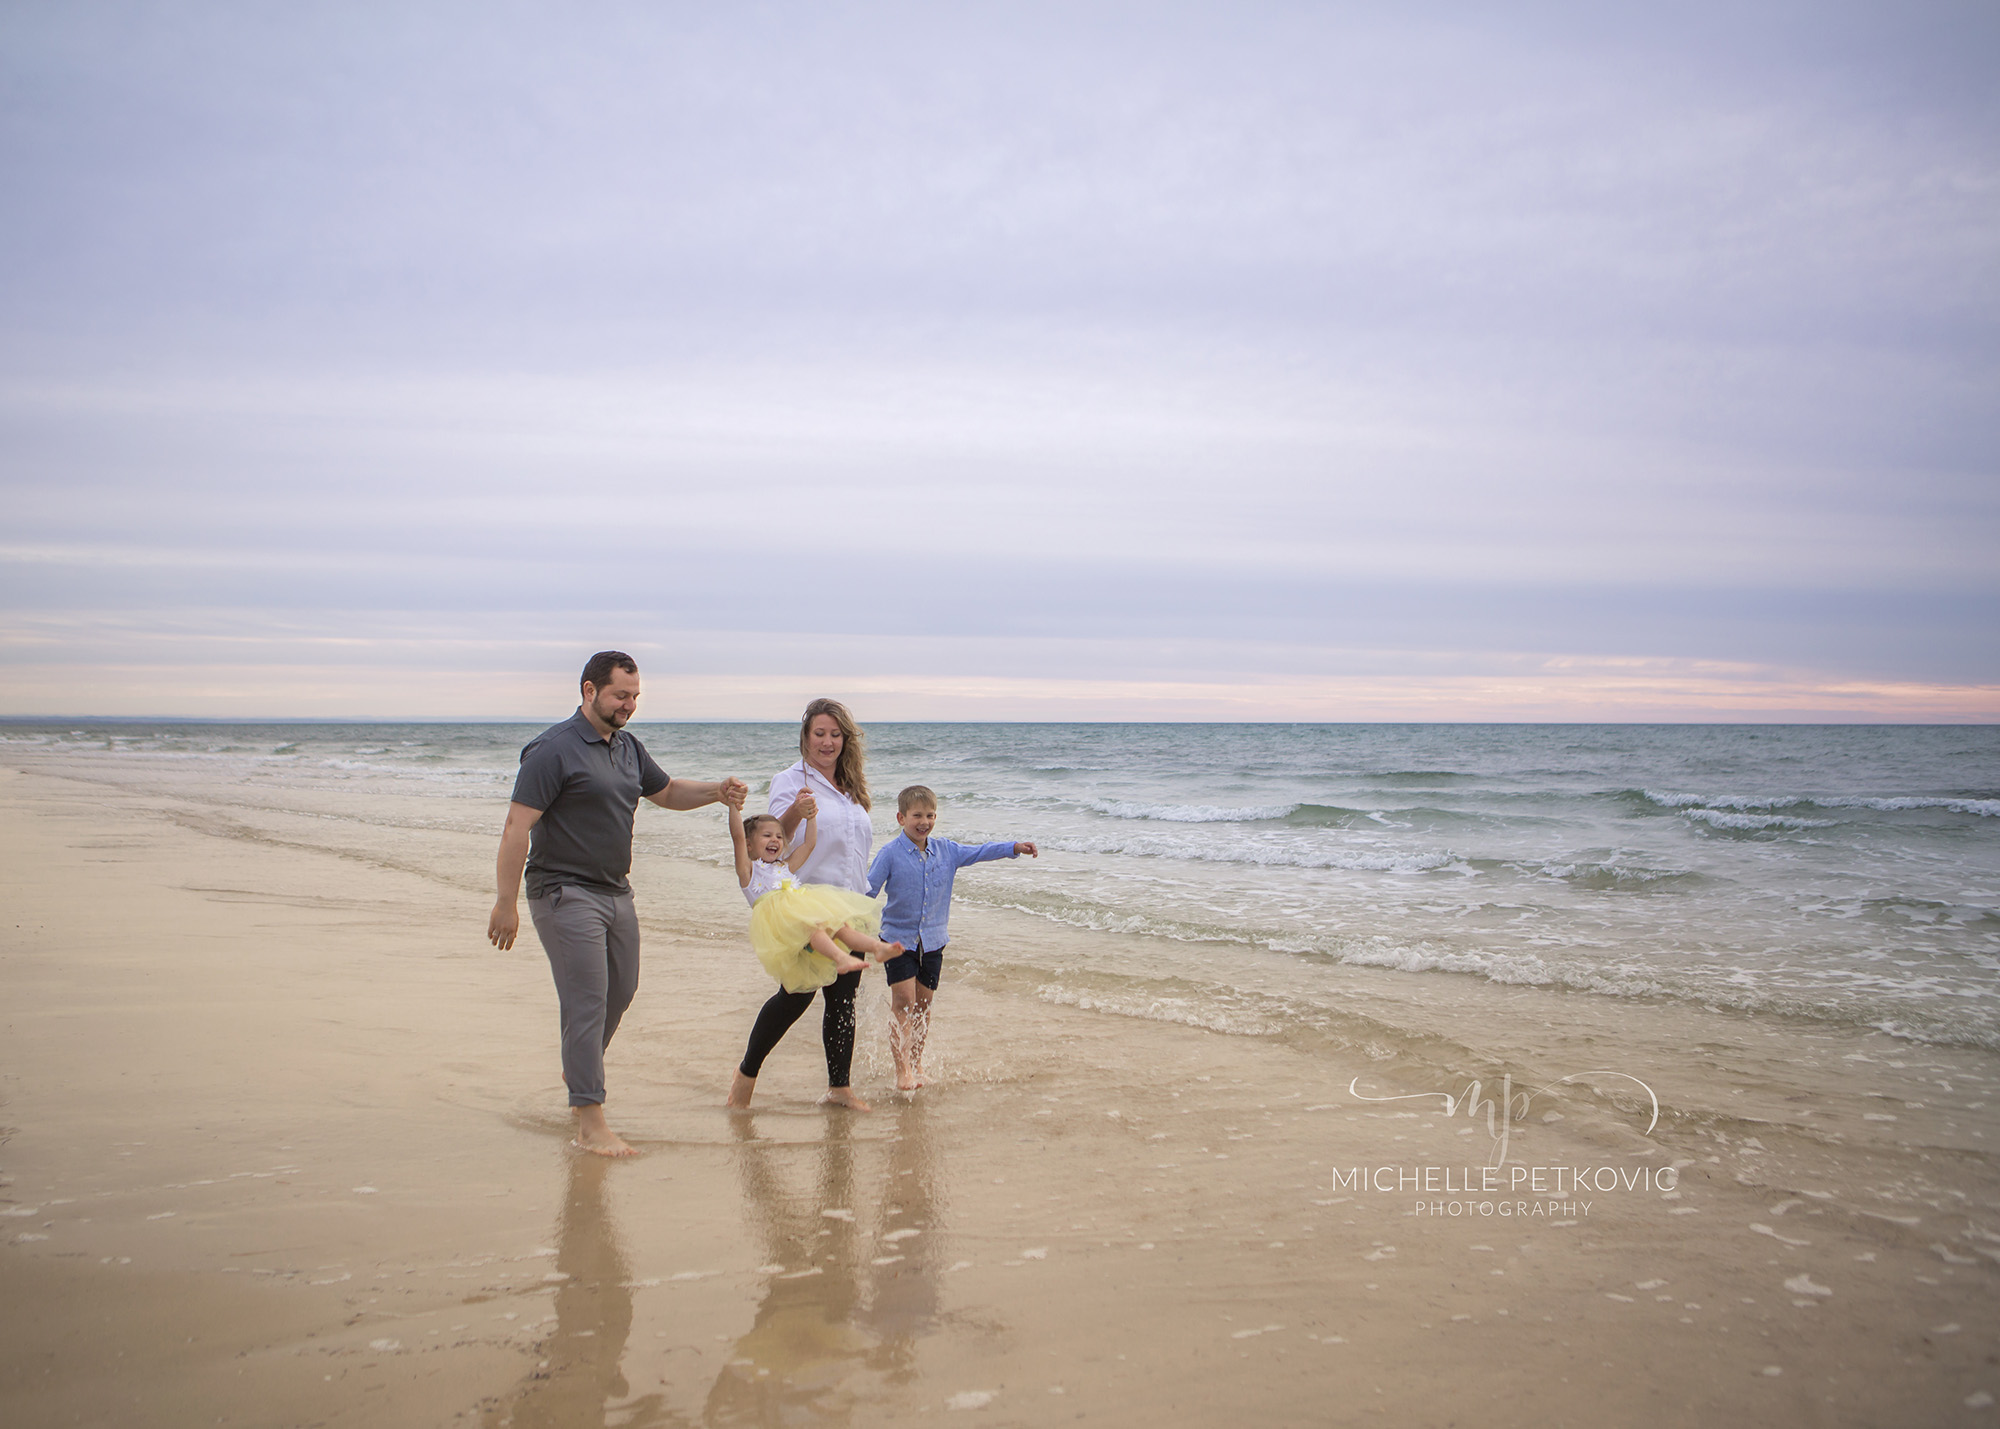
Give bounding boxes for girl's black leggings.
[737,968,862,1086]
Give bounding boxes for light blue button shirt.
[866,832,1018,950]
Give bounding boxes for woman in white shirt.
[727,698,880,1110]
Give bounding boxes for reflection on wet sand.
[857,1099,948,1385]
[484,1153,678,1429]
[707,1101,951,1424]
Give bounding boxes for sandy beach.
[3,758,1997,1427]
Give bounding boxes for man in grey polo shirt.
[487,650,746,1157]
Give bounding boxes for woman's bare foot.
[726,1070,757,1109]
[573,1104,638,1158]
[819,1087,872,1111]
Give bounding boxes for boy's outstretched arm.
[951,837,1035,868]
[866,840,892,897]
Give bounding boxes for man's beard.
[597,701,630,728]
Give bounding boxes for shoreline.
[2,763,1996,1425]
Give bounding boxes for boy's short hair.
[743,813,782,838]
[897,785,938,815]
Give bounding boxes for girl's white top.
[743,858,798,909]
[768,759,874,893]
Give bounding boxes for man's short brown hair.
[897,785,938,815]
[580,650,638,695]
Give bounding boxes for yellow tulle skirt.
[749,883,887,993]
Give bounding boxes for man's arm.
[488,801,545,950]
[646,776,747,812]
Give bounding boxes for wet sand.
[2,763,1997,1426]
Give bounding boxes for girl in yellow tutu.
[729,788,904,993]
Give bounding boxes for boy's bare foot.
[726,1070,756,1109]
[819,1087,872,1111]
[573,1104,638,1158]
[896,1069,921,1092]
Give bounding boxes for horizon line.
[2,714,1995,729]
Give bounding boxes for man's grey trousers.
[528,884,640,1107]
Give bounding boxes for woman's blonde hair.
[798,697,869,810]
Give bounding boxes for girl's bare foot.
[811,928,873,975]
[726,1070,756,1108]
[833,926,901,963]
[819,1087,872,1111]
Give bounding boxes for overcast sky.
[2,1,1995,719]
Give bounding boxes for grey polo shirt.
[511,709,670,899]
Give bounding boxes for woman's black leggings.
[738,968,862,1086]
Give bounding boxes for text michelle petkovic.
[1323,1163,1680,1220]
[1333,1067,1676,1220]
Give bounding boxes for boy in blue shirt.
[867,784,1037,1091]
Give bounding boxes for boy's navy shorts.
[882,943,945,990]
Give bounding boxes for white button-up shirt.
[768,759,875,894]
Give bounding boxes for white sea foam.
[1643,790,1802,811]
[1035,984,1282,1036]
[1821,795,2000,818]
[1528,860,1691,884]
[1643,789,1998,819]
[1678,808,1834,832]
[1330,943,1674,1000]
[1085,799,1300,823]
[1043,834,1460,873]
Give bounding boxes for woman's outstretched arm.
[786,813,819,873]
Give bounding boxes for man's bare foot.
[726,1070,756,1109]
[572,1104,638,1158]
[819,1087,872,1111]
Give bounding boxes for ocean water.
[6,720,1998,1050]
